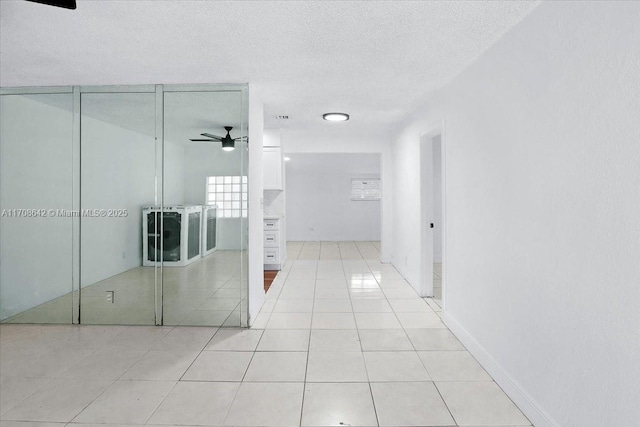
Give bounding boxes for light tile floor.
[0,241,531,426]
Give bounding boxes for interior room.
[285,152,381,249]
[1,2,639,427]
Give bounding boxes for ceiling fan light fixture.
[191,126,242,151]
[323,112,349,122]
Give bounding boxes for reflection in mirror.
[80,92,157,325]
[0,85,249,327]
[161,91,247,326]
[0,93,74,323]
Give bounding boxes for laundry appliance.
[142,205,202,267]
[201,205,218,257]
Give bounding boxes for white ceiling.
[0,0,540,144]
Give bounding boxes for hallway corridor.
[0,242,531,426]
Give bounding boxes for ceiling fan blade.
[25,0,76,9]
[190,139,216,142]
[201,133,224,140]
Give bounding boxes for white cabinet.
[263,147,283,190]
[263,217,285,269]
[264,247,279,264]
[264,219,279,230]
[264,231,279,246]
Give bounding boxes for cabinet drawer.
[264,231,279,247]
[264,219,280,230]
[264,248,279,264]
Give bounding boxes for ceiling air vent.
[276,115,290,120]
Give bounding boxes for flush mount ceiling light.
[323,112,349,122]
[284,156,291,161]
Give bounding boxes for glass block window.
[351,178,381,201]
[206,176,248,218]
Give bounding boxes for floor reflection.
[2,250,246,327]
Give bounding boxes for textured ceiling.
[0,0,540,144]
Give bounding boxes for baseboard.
[442,311,562,427]
[388,259,422,296]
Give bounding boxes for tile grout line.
[432,381,460,427]
[299,290,315,426]
[298,254,317,427]
[65,377,117,424]
[348,252,382,427]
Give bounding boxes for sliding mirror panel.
[162,90,247,326]
[0,92,75,323]
[80,91,158,325]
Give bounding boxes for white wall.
[0,94,74,320]
[391,2,640,426]
[80,106,157,287]
[285,153,381,241]
[282,130,394,261]
[164,140,186,206]
[80,93,189,288]
[247,87,265,325]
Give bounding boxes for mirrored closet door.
[80,90,158,325]
[0,84,248,327]
[161,89,247,326]
[0,91,75,323]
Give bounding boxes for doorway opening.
[420,130,444,308]
[284,153,382,257]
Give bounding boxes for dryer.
[201,205,218,257]
[142,205,202,267]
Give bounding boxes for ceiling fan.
[26,0,76,9]
[190,126,247,151]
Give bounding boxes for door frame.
[419,121,446,308]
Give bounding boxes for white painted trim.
[418,121,445,299]
[162,83,248,93]
[0,86,72,94]
[240,85,249,328]
[71,87,81,324]
[439,119,447,312]
[79,85,155,93]
[443,311,561,427]
[247,86,265,327]
[155,84,164,326]
[419,134,434,297]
